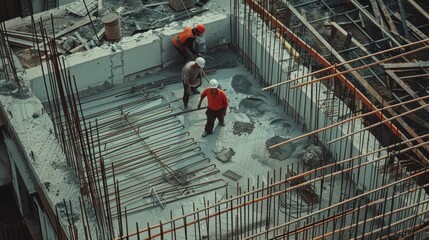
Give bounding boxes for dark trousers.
[205,108,225,134]
[183,83,200,106]
[175,46,194,63]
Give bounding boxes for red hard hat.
[195,24,205,34]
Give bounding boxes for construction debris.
[66,0,98,17]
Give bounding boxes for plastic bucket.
[102,12,121,41]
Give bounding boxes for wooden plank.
[376,0,399,35]
[393,12,429,40]
[397,0,410,39]
[400,73,429,79]
[69,44,85,53]
[385,69,429,112]
[350,0,402,47]
[55,16,96,38]
[382,62,429,69]
[74,32,90,50]
[330,22,379,63]
[144,1,169,8]
[6,36,34,47]
[329,23,429,155]
[324,20,362,26]
[369,0,384,27]
[407,0,429,22]
[278,3,429,162]
[6,31,43,42]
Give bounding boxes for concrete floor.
[70,47,334,234]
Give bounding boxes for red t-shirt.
[201,88,228,110]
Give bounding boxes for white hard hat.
[209,79,218,89]
[196,57,205,68]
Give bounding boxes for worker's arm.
[222,92,229,116]
[198,70,203,83]
[183,38,200,56]
[183,66,192,94]
[197,91,207,108]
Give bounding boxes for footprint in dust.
[239,98,267,118]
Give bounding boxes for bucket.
[102,12,121,42]
[194,35,207,54]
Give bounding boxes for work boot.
[219,121,225,127]
[192,88,200,94]
[202,131,209,137]
[184,103,188,109]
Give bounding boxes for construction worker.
[182,57,205,108]
[172,24,205,62]
[197,79,228,137]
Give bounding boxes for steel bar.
[115,159,429,239]
[350,0,402,46]
[102,158,210,202]
[107,165,219,209]
[328,101,429,144]
[242,169,429,239]
[110,179,228,219]
[244,0,408,149]
[291,44,429,89]
[269,94,429,149]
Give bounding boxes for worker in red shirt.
[172,24,205,62]
[197,79,228,137]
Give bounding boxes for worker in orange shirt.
[172,24,205,62]
[197,79,228,137]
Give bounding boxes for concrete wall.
[34,198,58,240]
[32,0,44,13]
[59,0,75,6]
[27,13,231,101]
[31,0,75,13]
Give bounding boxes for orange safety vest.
[172,26,195,48]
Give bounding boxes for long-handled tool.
[201,69,223,90]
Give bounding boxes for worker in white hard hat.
[197,79,228,137]
[172,23,206,62]
[182,57,205,108]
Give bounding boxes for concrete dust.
[63,36,78,51]
[270,118,292,128]
[0,81,18,92]
[265,136,295,161]
[214,147,236,163]
[56,202,81,222]
[122,7,171,30]
[302,144,323,165]
[11,88,32,99]
[231,74,253,94]
[51,160,80,186]
[77,26,95,40]
[232,121,255,136]
[79,81,115,98]
[238,97,267,118]
[204,49,239,69]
